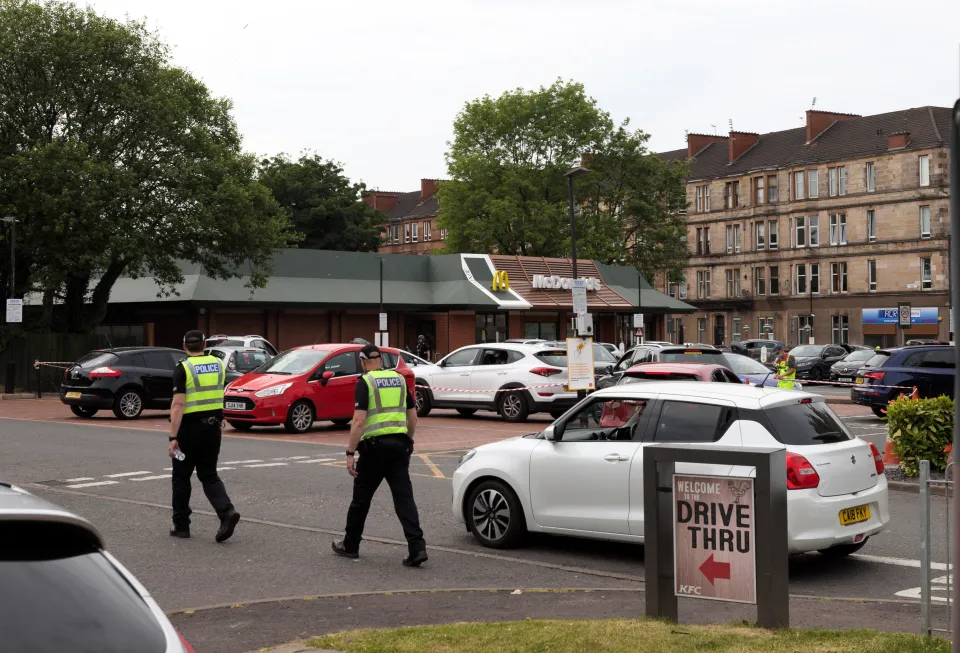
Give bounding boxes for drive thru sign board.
[673,474,756,604]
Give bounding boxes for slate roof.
[383,191,440,223]
[659,106,952,181]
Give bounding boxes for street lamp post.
[565,166,591,401]
[1,216,16,298]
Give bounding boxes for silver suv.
[0,482,195,651]
[204,334,278,356]
[204,345,274,384]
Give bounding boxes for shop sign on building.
[861,307,938,325]
[532,275,602,291]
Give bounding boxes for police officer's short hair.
[184,330,205,350]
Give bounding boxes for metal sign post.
[898,301,911,347]
[644,443,789,628]
[948,97,959,653]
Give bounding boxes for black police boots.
[331,540,359,559]
[169,527,190,539]
[215,510,241,543]
[402,550,428,567]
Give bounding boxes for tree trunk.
[84,258,127,331]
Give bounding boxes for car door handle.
[460,373,470,376]
[604,453,630,462]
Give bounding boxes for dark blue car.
[851,345,955,417]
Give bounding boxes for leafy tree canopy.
[0,0,295,332]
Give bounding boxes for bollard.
[4,361,14,394]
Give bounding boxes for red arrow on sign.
[699,554,731,585]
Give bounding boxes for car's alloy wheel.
[415,386,432,417]
[499,391,528,423]
[473,489,510,541]
[466,480,525,548]
[113,391,144,419]
[284,401,314,434]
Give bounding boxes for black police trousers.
[343,434,426,555]
[172,421,234,530]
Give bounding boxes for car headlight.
[457,449,477,469]
[255,383,294,398]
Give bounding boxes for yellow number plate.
[855,378,864,384]
[65,392,81,399]
[839,504,870,526]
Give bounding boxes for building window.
[734,224,741,253]
[797,315,814,345]
[919,155,930,187]
[830,262,848,293]
[732,317,742,342]
[768,220,778,249]
[921,257,932,290]
[808,169,819,198]
[696,185,711,212]
[810,263,820,294]
[411,222,419,242]
[668,284,677,298]
[828,166,847,196]
[829,214,847,245]
[524,322,558,340]
[697,318,706,344]
[755,221,765,250]
[868,259,877,292]
[697,270,711,298]
[754,267,766,295]
[393,225,400,244]
[809,215,820,247]
[423,221,432,241]
[866,162,876,191]
[724,181,739,209]
[754,176,764,204]
[796,264,806,294]
[768,175,778,203]
[867,210,876,241]
[794,171,805,200]
[832,315,849,345]
[695,227,711,255]
[759,317,774,340]
[920,205,931,238]
[476,312,507,343]
[839,166,846,195]
[769,266,779,295]
[404,223,411,243]
[440,227,447,240]
[679,281,687,298]
[725,225,733,253]
[726,269,741,298]
[795,216,806,248]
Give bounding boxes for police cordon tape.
[34,360,76,370]
[414,383,568,393]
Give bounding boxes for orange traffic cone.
[910,386,919,400]
[883,433,901,465]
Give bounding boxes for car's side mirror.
[320,370,335,386]
[544,423,565,441]
[603,365,613,375]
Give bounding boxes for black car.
[731,339,786,366]
[852,345,956,417]
[829,348,876,384]
[60,347,185,419]
[786,344,848,382]
[598,344,730,388]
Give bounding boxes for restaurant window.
[475,313,507,343]
[769,266,779,295]
[768,220,778,249]
[832,315,849,345]
[524,322,558,340]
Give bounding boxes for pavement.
[0,396,951,653]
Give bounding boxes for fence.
[920,459,954,637]
[0,332,137,394]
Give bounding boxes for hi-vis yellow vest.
[361,370,409,440]
[181,355,226,414]
[776,356,796,390]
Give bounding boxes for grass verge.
[306,618,948,653]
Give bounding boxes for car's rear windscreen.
[76,352,118,369]
[762,402,854,445]
[535,350,568,367]
[862,353,891,369]
[659,349,729,365]
[620,373,700,384]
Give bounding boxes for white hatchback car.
[452,383,889,556]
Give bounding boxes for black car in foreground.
[60,347,185,419]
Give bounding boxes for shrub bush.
[887,394,954,476]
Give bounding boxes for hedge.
[887,394,954,476]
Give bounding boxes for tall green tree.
[0,0,295,333]
[438,79,612,256]
[576,126,690,283]
[258,154,382,252]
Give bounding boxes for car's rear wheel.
[456,408,477,417]
[498,391,529,423]
[228,421,253,432]
[284,400,315,433]
[466,480,526,549]
[415,385,432,417]
[810,367,823,382]
[112,390,144,420]
[818,538,868,558]
[332,418,351,427]
[871,406,887,418]
[70,405,98,418]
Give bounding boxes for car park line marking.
[415,454,446,479]
[65,477,95,482]
[66,480,119,488]
[271,456,311,461]
[222,459,263,464]
[218,467,235,471]
[295,458,336,464]
[244,462,287,468]
[894,575,953,603]
[852,553,952,571]
[131,475,170,482]
[104,471,153,478]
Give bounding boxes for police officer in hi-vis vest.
[333,343,427,566]
[169,330,240,542]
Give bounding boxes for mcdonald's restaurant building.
[86,250,696,357]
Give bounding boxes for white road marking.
[221,459,262,465]
[65,477,94,482]
[272,456,311,461]
[104,471,152,478]
[163,467,173,471]
[244,462,287,468]
[295,458,336,464]
[131,475,170,482]
[66,480,119,489]
[895,575,953,603]
[218,467,235,471]
[852,553,952,571]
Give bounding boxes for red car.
[222,344,415,433]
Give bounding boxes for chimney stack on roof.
[420,179,440,201]
[728,131,759,163]
[805,109,859,143]
[362,191,400,213]
[887,131,911,150]
[686,133,728,158]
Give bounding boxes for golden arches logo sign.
[491,270,510,292]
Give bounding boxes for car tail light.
[530,367,563,377]
[178,632,196,653]
[88,366,122,378]
[786,452,820,490]
[863,371,885,382]
[869,442,885,476]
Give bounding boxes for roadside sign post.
[5,298,22,323]
[571,279,588,316]
[565,337,595,391]
[947,98,959,653]
[897,301,911,347]
[644,444,789,628]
